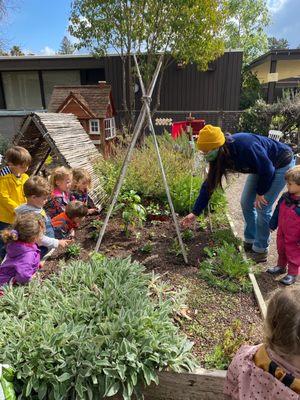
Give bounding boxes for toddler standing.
[224,288,300,399]
[0,213,45,286]
[0,146,32,258]
[44,166,73,219]
[71,168,99,214]
[267,165,300,285]
[15,176,70,258]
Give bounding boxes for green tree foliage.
[268,36,289,50]
[9,45,24,56]
[69,0,227,126]
[224,0,270,65]
[58,35,75,54]
[240,68,263,109]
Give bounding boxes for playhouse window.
[89,119,100,133]
[104,117,116,140]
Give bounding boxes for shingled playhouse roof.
[13,112,106,206]
[48,84,113,118]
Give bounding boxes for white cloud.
[39,46,56,56]
[267,0,289,13]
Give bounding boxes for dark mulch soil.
[42,215,263,367]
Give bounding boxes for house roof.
[249,49,300,69]
[48,84,112,118]
[13,112,106,206]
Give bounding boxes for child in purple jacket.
[0,212,45,287]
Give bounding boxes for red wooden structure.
[48,83,116,158]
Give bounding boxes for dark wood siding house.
[48,83,116,157]
[0,52,243,140]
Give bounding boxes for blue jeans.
[240,158,295,253]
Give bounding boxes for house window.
[89,119,100,133]
[104,117,116,140]
[2,71,43,110]
[43,70,80,107]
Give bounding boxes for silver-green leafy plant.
[0,257,196,400]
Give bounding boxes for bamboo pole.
[94,56,164,252]
[133,55,188,264]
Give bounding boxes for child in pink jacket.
[224,288,300,399]
[0,212,45,286]
[267,165,300,285]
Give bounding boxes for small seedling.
[182,229,194,241]
[170,238,188,257]
[90,219,104,230]
[89,251,107,262]
[117,190,146,237]
[65,243,82,258]
[140,242,153,254]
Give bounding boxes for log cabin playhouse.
[48,83,116,157]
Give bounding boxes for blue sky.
[1,0,299,55]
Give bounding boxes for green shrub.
[199,243,251,293]
[0,258,195,400]
[95,134,198,210]
[205,320,247,369]
[65,243,82,258]
[212,228,242,248]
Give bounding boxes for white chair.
[268,130,284,141]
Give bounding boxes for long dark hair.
[206,141,234,195]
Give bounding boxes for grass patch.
[199,243,252,293]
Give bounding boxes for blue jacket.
[192,133,292,216]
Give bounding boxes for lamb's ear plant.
[0,257,196,400]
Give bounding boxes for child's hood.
[6,242,38,258]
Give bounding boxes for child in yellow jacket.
[0,146,32,259]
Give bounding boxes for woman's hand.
[254,194,268,209]
[181,213,197,228]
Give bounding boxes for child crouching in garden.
[0,213,45,287]
[15,176,70,258]
[267,165,300,285]
[224,288,300,399]
[44,166,74,219]
[52,201,88,239]
[71,168,99,214]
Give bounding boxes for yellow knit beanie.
[196,125,225,152]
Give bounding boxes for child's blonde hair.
[72,168,92,190]
[1,213,45,243]
[49,166,72,189]
[4,146,32,167]
[65,201,88,219]
[265,288,300,357]
[24,176,51,197]
[285,165,300,185]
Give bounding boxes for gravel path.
[225,174,284,301]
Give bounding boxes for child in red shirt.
[52,201,88,239]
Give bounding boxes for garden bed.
[43,214,263,368]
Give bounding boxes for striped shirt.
[0,166,11,176]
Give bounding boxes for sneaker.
[243,242,253,252]
[249,251,268,263]
[267,266,287,275]
[280,274,297,285]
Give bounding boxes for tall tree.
[70,0,227,128]
[10,45,24,56]
[224,0,270,65]
[58,36,75,54]
[268,37,289,50]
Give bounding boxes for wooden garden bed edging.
[226,213,267,318]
